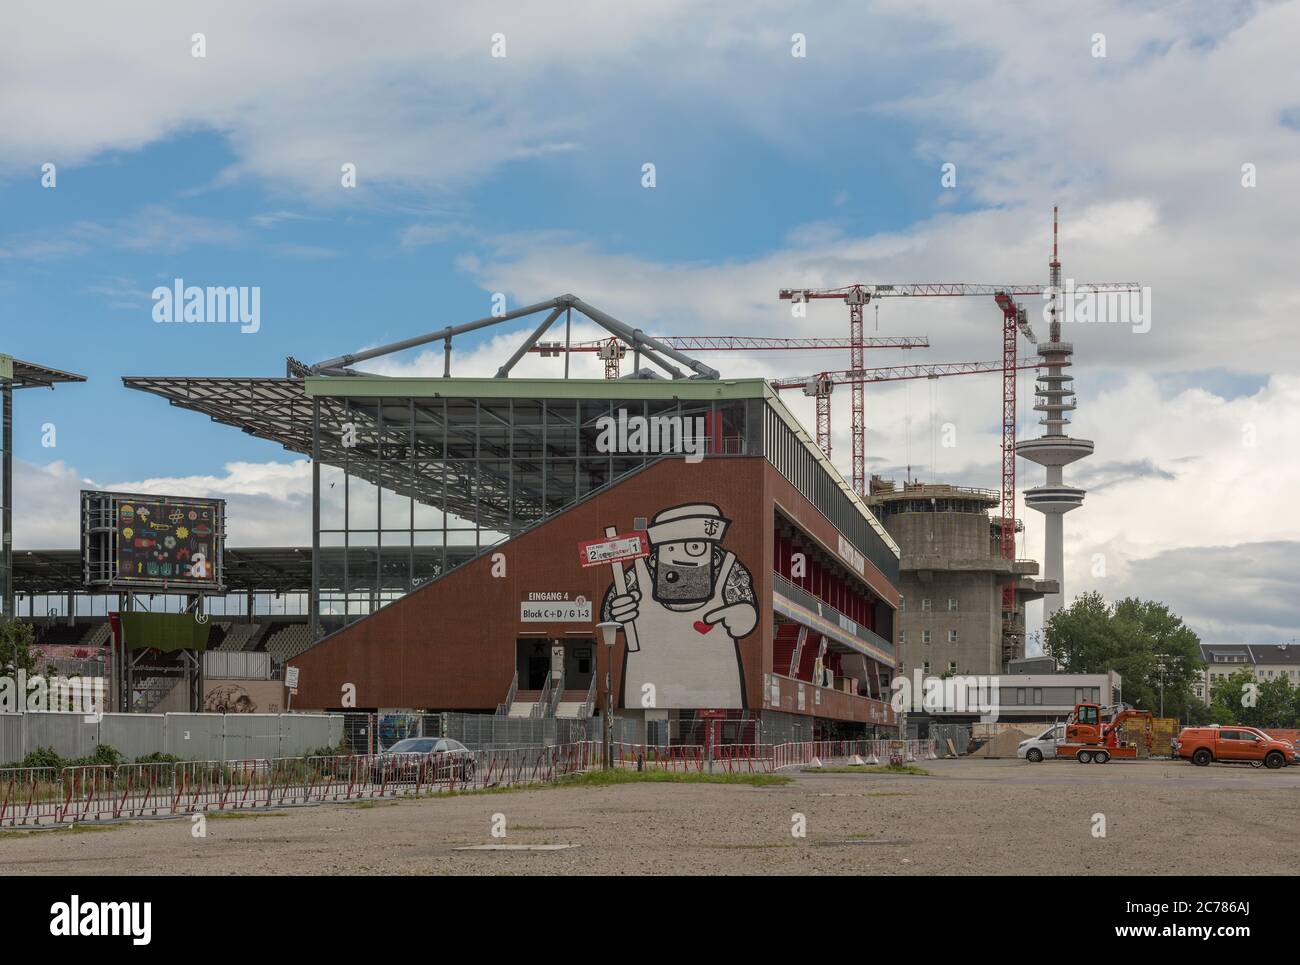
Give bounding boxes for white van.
[1017,724,1065,762]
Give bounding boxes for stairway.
[507,690,542,717]
[555,690,592,719]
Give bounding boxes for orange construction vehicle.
[1054,702,1153,763]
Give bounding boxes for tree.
[1207,668,1299,728]
[1044,593,1204,720]
[0,618,37,676]
[1209,669,1255,724]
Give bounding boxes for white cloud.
[11,458,313,549]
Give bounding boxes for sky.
[2,0,1297,647]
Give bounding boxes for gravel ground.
[3,758,1297,875]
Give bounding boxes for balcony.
[763,672,896,727]
[772,572,894,664]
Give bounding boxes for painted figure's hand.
[609,589,640,624]
[704,602,757,639]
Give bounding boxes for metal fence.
[0,712,344,765]
[0,738,943,829]
[609,738,938,773]
[0,741,600,828]
[336,712,596,752]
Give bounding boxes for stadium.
[6,296,901,747]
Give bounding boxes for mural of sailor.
[599,503,758,708]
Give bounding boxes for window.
[921,598,932,612]
[1016,688,1026,705]
[947,598,958,612]
[899,595,905,611]
[921,630,931,644]
[922,661,931,675]
[947,629,958,643]
[898,630,906,643]
[1033,689,1042,705]
[946,661,957,674]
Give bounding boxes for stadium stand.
[216,622,261,652]
[262,623,314,664]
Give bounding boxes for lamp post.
[597,621,621,770]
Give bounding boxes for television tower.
[1016,207,1093,619]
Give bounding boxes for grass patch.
[801,764,931,776]
[557,769,791,788]
[205,810,290,821]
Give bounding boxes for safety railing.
[495,671,519,716]
[712,744,776,773]
[545,670,566,718]
[610,743,706,772]
[2,742,602,828]
[533,672,555,720]
[772,739,937,769]
[581,676,598,719]
[2,738,942,829]
[0,767,62,826]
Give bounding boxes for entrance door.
[527,655,550,690]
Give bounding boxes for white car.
[1017,724,1065,762]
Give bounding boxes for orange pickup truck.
[1174,725,1298,769]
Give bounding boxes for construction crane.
[771,352,1055,617]
[776,279,1136,500]
[530,334,930,380]
[769,355,1057,464]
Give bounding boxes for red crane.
[771,352,1057,614]
[776,280,1134,500]
[530,334,930,379]
[769,355,1057,464]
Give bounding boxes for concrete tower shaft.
[1016,208,1092,619]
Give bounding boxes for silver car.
[1017,724,1064,763]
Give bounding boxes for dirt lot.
[3,758,1298,875]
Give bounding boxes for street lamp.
[596,621,621,770]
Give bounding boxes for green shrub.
[15,746,64,770]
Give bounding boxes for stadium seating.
[262,623,314,664]
[216,622,261,652]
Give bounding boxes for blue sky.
[2,0,1298,644]
[2,114,947,481]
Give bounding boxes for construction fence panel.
[22,711,99,760]
[0,715,24,765]
[443,713,593,749]
[928,723,971,757]
[223,713,282,761]
[278,713,342,756]
[98,714,166,762]
[339,713,376,755]
[164,714,227,760]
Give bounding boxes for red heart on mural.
[692,620,714,634]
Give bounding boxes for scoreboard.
[82,490,226,591]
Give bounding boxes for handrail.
[532,672,555,719]
[495,670,519,716]
[546,670,566,717]
[582,675,597,719]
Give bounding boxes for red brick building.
[131,365,901,741]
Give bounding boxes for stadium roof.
[121,294,897,552]
[1,354,87,389]
[13,546,478,595]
